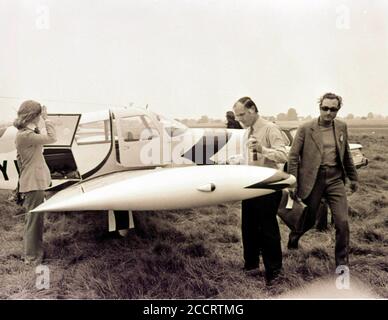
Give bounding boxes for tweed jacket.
[15,120,57,193]
[287,118,358,200]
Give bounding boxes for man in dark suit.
[287,92,358,267]
[225,111,243,129]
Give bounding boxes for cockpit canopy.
[151,112,188,137]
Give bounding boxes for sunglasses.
[320,106,339,112]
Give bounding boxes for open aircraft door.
[113,109,163,168]
[43,114,82,188]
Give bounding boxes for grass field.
[0,129,387,299]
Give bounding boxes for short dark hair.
[226,111,235,120]
[319,92,343,109]
[234,96,258,113]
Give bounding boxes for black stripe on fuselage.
[82,113,114,180]
[182,130,231,165]
[245,183,290,191]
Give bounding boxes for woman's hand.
[41,105,48,120]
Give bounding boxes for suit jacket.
[15,120,57,193]
[287,118,358,200]
[226,119,243,129]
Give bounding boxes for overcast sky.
[1,0,387,121]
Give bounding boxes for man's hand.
[247,137,263,153]
[350,181,359,193]
[288,186,299,201]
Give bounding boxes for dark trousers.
[315,200,330,231]
[290,166,349,266]
[241,191,282,275]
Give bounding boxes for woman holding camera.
[14,100,57,265]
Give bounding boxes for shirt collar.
[318,117,334,128]
[250,116,267,132]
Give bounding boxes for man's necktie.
[248,127,258,161]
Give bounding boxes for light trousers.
[23,191,45,263]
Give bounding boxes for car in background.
[280,126,368,169]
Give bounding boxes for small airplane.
[0,106,296,232]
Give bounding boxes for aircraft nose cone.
[245,170,296,190]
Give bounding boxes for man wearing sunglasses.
[287,92,358,269]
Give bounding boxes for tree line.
[178,108,388,126]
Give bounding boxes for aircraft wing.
[32,165,295,212]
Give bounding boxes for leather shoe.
[243,262,259,271]
[287,234,299,250]
[265,269,283,286]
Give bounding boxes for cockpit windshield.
[152,112,188,137]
